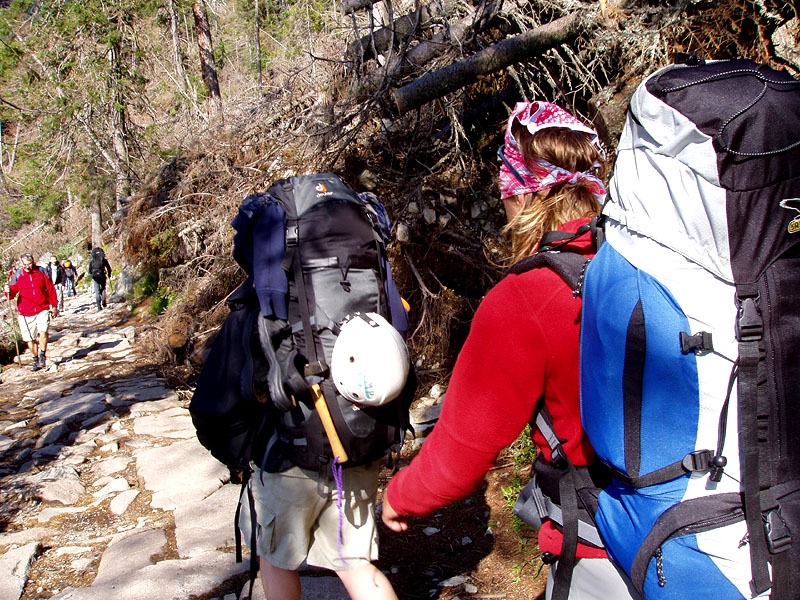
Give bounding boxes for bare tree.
[192,0,223,121]
[393,10,591,113]
[108,39,132,211]
[255,0,263,96]
[167,0,192,93]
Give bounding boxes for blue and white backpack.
[580,58,800,599]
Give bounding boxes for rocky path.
[0,292,350,600]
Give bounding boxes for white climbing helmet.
[331,312,410,406]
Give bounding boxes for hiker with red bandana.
[382,102,639,600]
[4,253,59,371]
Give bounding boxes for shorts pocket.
[257,511,277,555]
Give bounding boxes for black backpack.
[189,285,274,474]
[90,248,106,280]
[190,173,415,475]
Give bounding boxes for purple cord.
[332,457,348,566]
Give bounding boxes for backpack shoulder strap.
[358,191,393,245]
[508,251,589,293]
[505,219,597,296]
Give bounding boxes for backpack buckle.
[679,331,714,355]
[550,446,569,470]
[735,295,763,342]
[286,223,299,247]
[681,449,712,473]
[304,360,328,378]
[764,507,792,554]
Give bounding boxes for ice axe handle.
[311,384,348,464]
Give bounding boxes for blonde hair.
[502,127,608,265]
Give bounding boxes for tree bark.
[359,6,477,96]
[192,0,223,121]
[91,192,103,249]
[393,10,590,114]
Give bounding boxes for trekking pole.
[311,384,349,464]
[4,294,22,366]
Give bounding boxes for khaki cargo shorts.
[239,462,381,571]
[17,311,50,342]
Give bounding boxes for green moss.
[149,229,177,261]
[150,289,172,316]
[133,272,159,300]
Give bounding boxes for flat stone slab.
[24,466,86,505]
[109,489,140,516]
[36,393,109,427]
[246,572,350,600]
[174,482,241,557]
[0,528,56,549]
[128,396,181,417]
[135,438,229,511]
[93,528,167,585]
[133,407,194,439]
[0,542,40,600]
[50,551,247,600]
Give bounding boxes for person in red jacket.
[3,253,59,371]
[382,103,638,600]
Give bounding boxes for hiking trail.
[0,291,349,600]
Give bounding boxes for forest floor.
[374,453,548,600]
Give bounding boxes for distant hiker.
[44,255,67,312]
[6,259,19,285]
[3,252,59,371]
[88,247,112,311]
[62,259,78,297]
[382,103,638,600]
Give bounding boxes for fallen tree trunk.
[341,0,383,15]
[355,6,477,97]
[393,10,591,114]
[347,2,449,63]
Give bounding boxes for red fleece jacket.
[386,217,606,559]
[6,268,58,316]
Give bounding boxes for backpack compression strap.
[735,283,790,596]
[533,409,605,548]
[512,402,609,600]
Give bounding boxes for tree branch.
[393,9,593,114]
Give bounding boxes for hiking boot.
[39,352,46,370]
[30,357,40,371]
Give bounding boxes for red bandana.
[499,102,606,202]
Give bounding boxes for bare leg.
[259,557,301,600]
[38,331,48,366]
[28,340,39,360]
[337,563,398,600]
